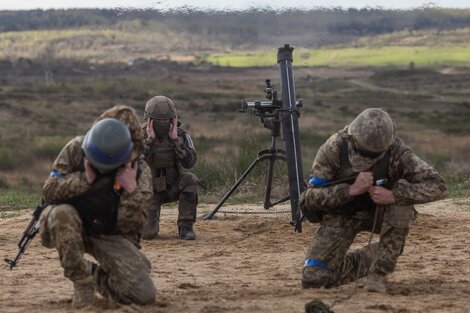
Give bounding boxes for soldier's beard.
[153,120,171,138]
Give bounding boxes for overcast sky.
[0,0,469,11]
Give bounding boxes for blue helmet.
[82,118,133,172]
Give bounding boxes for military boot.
[72,276,96,308]
[364,271,387,293]
[302,265,334,289]
[143,208,160,240]
[179,223,196,240]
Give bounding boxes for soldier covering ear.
[142,96,200,240]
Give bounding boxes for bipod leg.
[203,155,265,220]
[271,195,290,207]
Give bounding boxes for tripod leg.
[263,155,276,209]
[203,157,263,220]
[271,195,290,207]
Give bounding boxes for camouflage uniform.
[301,126,447,288]
[39,106,155,305]
[143,123,199,234]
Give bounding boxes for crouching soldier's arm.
[390,146,448,205]
[172,128,197,169]
[303,134,355,211]
[42,137,91,204]
[116,160,153,245]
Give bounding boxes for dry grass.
[0,60,469,201]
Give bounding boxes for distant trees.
[1,8,470,47]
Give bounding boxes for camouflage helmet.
[144,96,176,121]
[348,108,395,154]
[82,118,133,171]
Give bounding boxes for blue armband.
[308,176,330,187]
[304,259,332,271]
[50,170,65,178]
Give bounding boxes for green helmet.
[82,118,133,172]
[144,96,176,121]
[348,108,395,154]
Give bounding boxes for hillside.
[1,8,470,63]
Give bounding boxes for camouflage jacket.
[143,122,197,170]
[42,137,152,243]
[42,106,153,244]
[304,128,448,211]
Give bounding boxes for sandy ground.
[1,199,469,313]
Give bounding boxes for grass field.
[207,46,470,67]
[2,27,470,68]
[0,25,469,208]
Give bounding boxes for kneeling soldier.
[142,96,199,240]
[39,106,155,308]
[300,108,447,293]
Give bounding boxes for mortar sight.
[239,79,302,117]
[239,79,281,115]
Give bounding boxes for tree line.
[1,8,470,47]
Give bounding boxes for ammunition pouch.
[153,166,179,192]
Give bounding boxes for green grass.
[206,46,470,68]
[445,172,470,199]
[0,136,70,171]
[0,190,40,218]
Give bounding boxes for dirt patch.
[1,199,469,312]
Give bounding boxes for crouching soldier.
[39,106,155,308]
[142,96,199,240]
[300,108,447,293]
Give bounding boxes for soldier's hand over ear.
[348,171,373,197]
[146,119,155,139]
[169,116,178,140]
[116,161,138,193]
[368,186,396,205]
[84,159,96,184]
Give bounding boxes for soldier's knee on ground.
[128,273,156,305]
[89,236,156,305]
[302,266,335,289]
[94,262,156,305]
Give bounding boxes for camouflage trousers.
[303,205,414,288]
[39,204,156,305]
[151,172,199,229]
